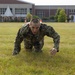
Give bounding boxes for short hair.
[30,18,40,23]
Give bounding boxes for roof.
[0,0,33,4]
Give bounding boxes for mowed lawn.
[0,22,75,75]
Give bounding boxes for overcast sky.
[21,0,75,5]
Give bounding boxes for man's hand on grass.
[50,48,57,56]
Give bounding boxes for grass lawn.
[0,22,75,75]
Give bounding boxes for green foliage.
[55,9,67,22]
[0,22,75,75]
[42,17,49,20]
[26,12,32,22]
[50,15,55,20]
[26,14,40,22]
[55,9,61,22]
[32,15,40,19]
[58,9,67,22]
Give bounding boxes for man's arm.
[45,26,60,52]
[13,28,23,55]
[52,30,60,52]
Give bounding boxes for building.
[0,0,75,22]
[35,5,75,22]
[0,0,35,21]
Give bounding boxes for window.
[0,8,6,15]
[37,10,44,18]
[15,8,27,14]
[30,8,32,14]
[10,8,13,13]
[69,9,75,13]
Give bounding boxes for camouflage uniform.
[13,23,60,53]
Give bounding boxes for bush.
[58,9,67,22]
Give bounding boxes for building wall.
[0,4,33,17]
[35,5,75,18]
[0,1,75,22]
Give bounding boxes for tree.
[32,15,39,19]
[26,12,32,22]
[55,9,61,22]
[58,9,67,22]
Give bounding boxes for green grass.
[0,22,75,75]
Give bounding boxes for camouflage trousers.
[24,39,44,52]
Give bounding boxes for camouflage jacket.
[14,23,60,52]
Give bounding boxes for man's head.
[29,18,41,35]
